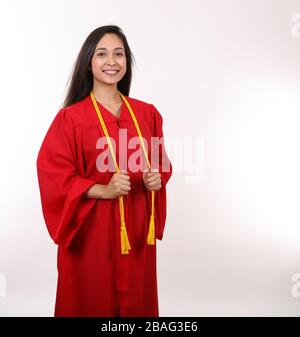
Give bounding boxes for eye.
[97,52,105,56]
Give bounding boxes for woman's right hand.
[103,171,131,199]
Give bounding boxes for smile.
[103,70,119,75]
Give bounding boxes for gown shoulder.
[57,94,161,128]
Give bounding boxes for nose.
[106,53,116,65]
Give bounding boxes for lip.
[102,70,120,72]
[102,70,120,77]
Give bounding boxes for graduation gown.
[36,94,172,317]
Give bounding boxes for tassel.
[146,214,155,245]
[121,221,131,254]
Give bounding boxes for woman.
[36,25,172,317]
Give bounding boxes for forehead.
[96,33,124,49]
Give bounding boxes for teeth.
[103,70,118,74]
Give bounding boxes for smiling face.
[90,33,127,86]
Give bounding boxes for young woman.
[36,25,172,317]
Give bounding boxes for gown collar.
[95,97,131,123]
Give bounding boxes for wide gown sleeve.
[150,104,172,241]
[36,108,97,248]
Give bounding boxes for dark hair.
[63,25,136,107]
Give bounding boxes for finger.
[116,181,131,190]
[145,172,160,180]
[144,167,158,176]
[118,172,130,181]
[117,190,129,196]
[145,173,156,180]
[149,185,160,191]
[147,177,161,186]
[114,180,130,189]
[147,179,161,186]
[147,172,160,180]
[116,187,130,197]
[119,183,131,191]
[148,184,161,190]
[119,182,131,191]
[119,176,131,184]
[146,174,161,183]
[146,182,161,191]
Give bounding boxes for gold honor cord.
[90,91,156,255]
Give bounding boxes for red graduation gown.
[36,94,172,317]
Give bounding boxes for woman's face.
[91,33,127,86]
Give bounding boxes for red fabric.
[36,95,172,317]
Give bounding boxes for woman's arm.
[82,183,107,199]
[83,172,131,199]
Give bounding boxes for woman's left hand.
[142,169,162,191]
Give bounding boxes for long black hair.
[63,25,136,107]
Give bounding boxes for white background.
[0,0,300,316]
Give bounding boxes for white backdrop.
[0,0,300,316]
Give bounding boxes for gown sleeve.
[149,104,172,240]
[36,108,97,248]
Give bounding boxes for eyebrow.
[95,47,125,51]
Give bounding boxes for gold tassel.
[91,90,159,253]
[121,221,131,254]
[147,214,155,245]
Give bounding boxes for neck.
[92,80,121,104]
